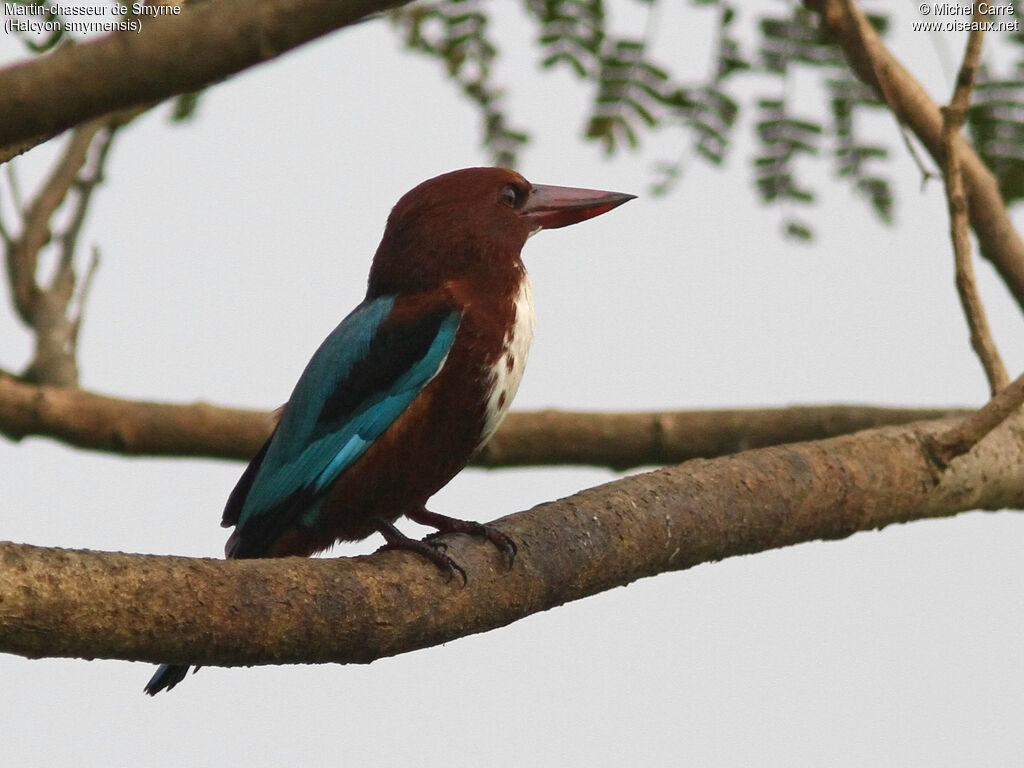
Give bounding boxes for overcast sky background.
[3,2,1024,765]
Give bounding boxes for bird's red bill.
[522,184,636,230]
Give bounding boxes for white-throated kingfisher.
[145,167,634,694]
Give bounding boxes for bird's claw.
[375,519,467,584]
[374,511,516,583]
[482,526,517,569]
[410,508,517,570]
[428,525,516,569]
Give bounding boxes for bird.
[144,167,634,694]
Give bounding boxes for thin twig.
[926,369,1024,469]
[838,0,936,186]
[5,161,23,213]
[899,122,939,190]
[0,199,11,250]
[941,13,1007,395]
[69,246,101,350]
[0,163,23,246]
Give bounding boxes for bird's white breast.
[478,273,535,449]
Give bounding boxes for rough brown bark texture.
[2,413,1022,667]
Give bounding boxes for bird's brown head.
[366,167,635,297]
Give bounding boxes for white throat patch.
[479,273,535,448]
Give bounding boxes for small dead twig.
[69,247,101,350]
[926,370,1024,469]
[837,0,937,187]
[0,163,23,246]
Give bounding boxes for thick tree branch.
[2,412,1023,667]
[473,403,972,469]
[0,374,274,460]
[0,373,968,467]
[808,0,1024,314]
[0,0,410,157]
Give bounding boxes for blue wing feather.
[228,295,460,541]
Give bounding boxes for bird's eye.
[500,184,524,209]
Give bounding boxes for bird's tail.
[144,663,191,696]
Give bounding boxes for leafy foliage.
[749,5,892,238]
[533,0,605,77]
[532,0,744,169]
[970,60,1024,207]
[828,74,892,224]
[753,97,820,238]
[393,0,912,239]
[171,93,203,123]
[390,1,528,167]
[759,6,846,72]
[6,0,67,53]
[11,0,1021,238]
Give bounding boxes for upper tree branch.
[0,0,411,158]
[0,372,968,468]
[808,0,1024,313]
[2,412,1022,667]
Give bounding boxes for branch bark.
[0,0,410,158]
[3,412,1023,667]
[0,373,969,467]
[808,0,1024,314]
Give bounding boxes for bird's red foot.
[407,507,517,569]
[374,519,467,583]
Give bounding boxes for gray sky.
[3,3,1024,766]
